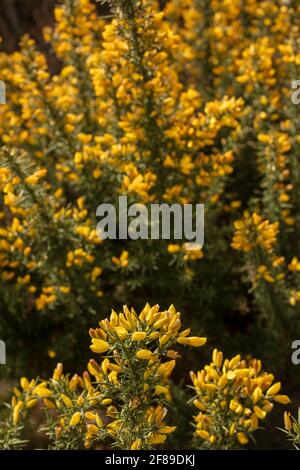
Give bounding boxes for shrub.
[0,0,299,449]
[0,304,290,450]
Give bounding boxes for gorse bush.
[0,0,299,449]
[0,0,243,371]
[0,304,290,449]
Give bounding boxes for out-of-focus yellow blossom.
[232,212,279,253]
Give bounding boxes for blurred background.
[0,0,169,52]
[0,0,56,52]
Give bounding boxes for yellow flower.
[114,326,129,340]
[167,244,181,254]
[131,439,142,450]
[44,399,56,409]
[132,331,147,341]
[252,387,263,404]
[147,433,167,445]
[154,385,169,396]
[96,414,103,428]
[136,349,153,360]
[237,432,249,445]
[273,395,290,404]
[177,336,207,347]
[253,406,266,419]
[26,398,38,409]
[69,412,81,427]
[60,394,73,408]
[196,429,210,440]
[20,377,30,391]
[284,411,292,431]
[101,398,113,406]
[158,426,176,434]
[34,387,53,398]
[90,339,110,354]
[266,382,281,396]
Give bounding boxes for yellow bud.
[228,355,241,369]
[69,412,81,427]
[266,382,281,396]
[34,387,53,398]
[229,423,235,436]
[75,393,84,406]
[193,399,206,411]
[132,331,147,341]
[235,404,243,414]
[149,331,160,340]
[26,399,38,409]
[157,360,176,376]
[60,394,73,408]
[43,399,56,409]
[87,424,99,434]
[96,413,103,428]
[153,317,169,329]
[53,363,63,381]
[237,432,249,445]
[114,326,129,340]
[252,386,263,404]
[284,411,292,431]
[203,383,218,392]
[159,426,176,434]
[196,429,210,440]
[13,387,21,398]
[254,405,266,419]
[218,374,227,388]
[136,349,153,360]
[154,385,169,396]
[85,411,96,421]
[20,377,30,391]
[273,395,290,404]
[90,339,110,354]
[177,336,207,347]
[147,433,167,445]
[101,398,112,406]
[13,408,20,425]
[131,439,142,450]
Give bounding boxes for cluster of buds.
[89,303,206,449]
[232,212,279,253]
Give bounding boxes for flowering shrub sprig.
[0,303,206,450]
[282,409,300,450]
[190,349,290,449]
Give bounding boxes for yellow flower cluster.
[190,349,290,449]
[89,303,206,449]
[163,0,300,332]
[90,303,207,354]
[232,212,279,253]
[10,363,108,450]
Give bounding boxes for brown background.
[0,0,168,53]
[0,0,56,52]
